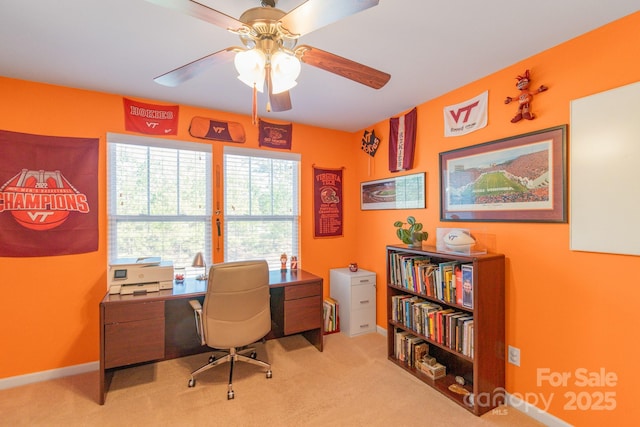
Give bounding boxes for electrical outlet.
[508,345,521,366]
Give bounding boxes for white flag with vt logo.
[444,91,488,137]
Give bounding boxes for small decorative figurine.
[349,262,358,272]
[174,268,185,284]
[290,255,298,270]
[280,253,287,272]
[504,69,548,123]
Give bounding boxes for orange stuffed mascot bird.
[504,69,548,123]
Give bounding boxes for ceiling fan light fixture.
[271,76,297,94]
[234,48,267,92]
[270,50,301,94]
[148,0,389,112]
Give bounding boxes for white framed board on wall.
[570,80,640,256]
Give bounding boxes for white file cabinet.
[330,268,376,337]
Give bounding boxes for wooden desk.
[99,269,323,404]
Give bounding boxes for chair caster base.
[227,390,235,400]
[266,370,273,379]
[188,378,196,388]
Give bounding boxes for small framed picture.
[361,172,425,210]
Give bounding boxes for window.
[107,133,212,270]
[224,147,300,270]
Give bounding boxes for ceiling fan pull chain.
[252,83,258,125]
[266,65,273,113]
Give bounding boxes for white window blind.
[107,133,212,270]
[224,147,300,270]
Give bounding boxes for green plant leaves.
[394,215,427,244]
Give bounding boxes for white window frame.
[223,146,300,270]
[107,133,212,270]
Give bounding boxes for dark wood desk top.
[102,269,322,304]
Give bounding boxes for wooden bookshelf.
[386,244,505,416]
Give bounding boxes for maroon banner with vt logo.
[0,130,98,257]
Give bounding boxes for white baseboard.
[507,392,573,427]
[377,325,387,336]
[0,361,99,391]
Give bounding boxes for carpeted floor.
[1,332,544,426]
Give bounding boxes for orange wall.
[1,11,639,425]
[354,11,640,426]
[0,79,359,378]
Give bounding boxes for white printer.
[108,257,174,295]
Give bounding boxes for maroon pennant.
[313,166,343,238]
[259,119,292,150]
[389,107,418,172]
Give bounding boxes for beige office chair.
[188,260,272,399]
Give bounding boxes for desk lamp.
[192,252,208,281]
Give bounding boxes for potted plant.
[394,216,428,248]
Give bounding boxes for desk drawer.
[284,295,322,335]
[285,282,321,300]
[104,301,164,324]
[105,317,165,368]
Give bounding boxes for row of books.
[323,297,339,334]
[388,251,474,309]
[394,329,429,368]
[393,329,448,380]
[391,294,474,357]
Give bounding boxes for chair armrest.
[189,299,205,346]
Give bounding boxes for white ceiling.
[1,1,638,132]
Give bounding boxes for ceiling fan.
[147,0,391,113]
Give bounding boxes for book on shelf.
[418,263,437,297]
[461,264,474,309]
[394,329,410,361]
[455,315,473,355]
[406,335,425,367]
[461,318,474,357]
[422,302,442,340]
[438,261,458,304]
[435,308,454,344]
[466,321,475,358]
[446,312,467,349]
[323,297,340,334]
[455,265,463,305]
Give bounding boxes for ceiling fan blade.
[265,65,292,112]
[269,91,292,112]
[280,0,379,36]
[145,0,245,32]
[154,47,237,87]
[297,45,390,89]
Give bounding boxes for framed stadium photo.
[361,172,425,210]
[439,125,567,222]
